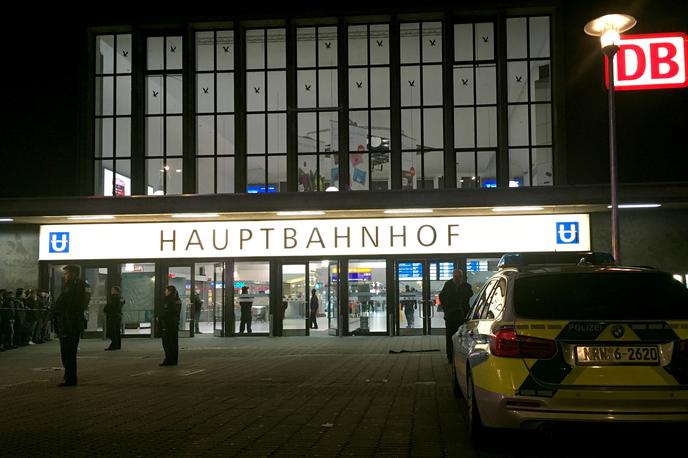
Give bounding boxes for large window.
[507,16,553,187]
[297,26,339,192]
[195,30,235,194]
[246,28,287,193]
[453,23,498,189]
[348,24,391,191]
[94,34,132,196]
[401,21,444,190]
[145,35,184,195]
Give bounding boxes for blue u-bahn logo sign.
[556,222,579,244]
[48,232,70,253]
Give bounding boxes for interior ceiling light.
[0,218,13,222]
[67,215,116,220]
[171,213,220,218]
[607,203,661,209]
[276,211,325,216]
[383,209,434,214]
[491,206,544,212]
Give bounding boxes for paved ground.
[0,335,682,457]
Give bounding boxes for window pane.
[166,158,183,194]
[507,18,527,59]
[321,153,338,189]
[319,27,337,67]
[401,151,417,189]
[320,112,338,153]
[95,159,113,196]
[166,75,183,114]
[97,35,115,74]
[477,151,496,188]
[115,117,131,157]
[247,114,266,153]
[246,72,265,111]
[298,113,317,153]
[267,29,286,69]
[531,103,552,145]
[371,152,390,191]
[197,157,214,194]
[348,25,367,66]
[196,74,215,113]
[454,107,474,149]
[508,105,529,146]
[423,65,442,106]
[401,66,420,107]
[475,23,494,61]
[371,110,391,151]
[454,24,472,62]
[319,69,338,107]
[247,156,265,189]
[146,76,163,114]
[531,61,551,102]
[267,71,286,111]
[370,67,390,107]
[217,156,235,193]
[197,115,215,156]
[349,110,368,151]
[216,30,234,71]
[476,106,497,148]
[508,61,528,103]
[146,158,164,195]
[400,23,420,64]
[96,76,113,116]
[116,76,131,115]
[456,151,475,189]
[530,17,550,58]
[196,31,214,71]
[532,147,553,186]
[217,73,234,112]
[166,116,183,156]
[370,24,389,65]
[475,65,496,105]
[453,65,473,105]
[349,68,368,108]
[423,150,443,189]
[509,148,529,187]
[269,155,287,192]
[298,155,318,192]
[402,109,421,150]
[147,37,164,71]
[96,118,114,157]
[246,30,265,70]
[422,22,442,63]
[267,113,286,154]
[217,115,234,155]
[350,152,369,190]
[297,27,316,68]
[115,160,132,196]
[166,37,183,70]
[423,108,443,149]
[298,70,317,108]
[146,117,163,156]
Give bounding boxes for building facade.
[1,0,687,338]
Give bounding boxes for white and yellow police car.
[451,252,688,436]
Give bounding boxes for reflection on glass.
[347,260,387,333]
[194,262,224,335]
[466,258,501,298]
[121,263,155,335]
[168,266,191,331]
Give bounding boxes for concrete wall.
[590,209,688,274]
[0,225,40,290]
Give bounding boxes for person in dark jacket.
[191,291,203,334]
[309,288,319,329]
[238,286,254,333]
[158,285,181,366]
[104,286,125,351]
[439,268,473,364]
[53,265,91,386]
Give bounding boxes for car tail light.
[490,328,557,359]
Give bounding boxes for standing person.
[309,289,319,329]
[104,286,125,351]
[400,285,417,328]
[191,291,203,334]
[439,268,473,364]
[157,285,181,366]
[53,265,91,386]
[238,286,253,333]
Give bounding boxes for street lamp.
[584,14,636,263]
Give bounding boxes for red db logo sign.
[606,33,688,90]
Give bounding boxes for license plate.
[575,345,659,365]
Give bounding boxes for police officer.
[104,286,125,350]
[238,286,254,333]
[53,264,91,386]
[158,285,181,366]
[439,268,473,364]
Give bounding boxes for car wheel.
[451,360,463,399]
[466,369,485,439]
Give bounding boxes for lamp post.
[584,14,636,263]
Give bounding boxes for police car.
[451,252,688,436]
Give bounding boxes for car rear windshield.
[514,271,688,320]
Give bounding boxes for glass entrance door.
[194,262,225,336]
[120,263,156,337]
[163,265,192,336]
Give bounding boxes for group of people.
[0,287,53,351]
